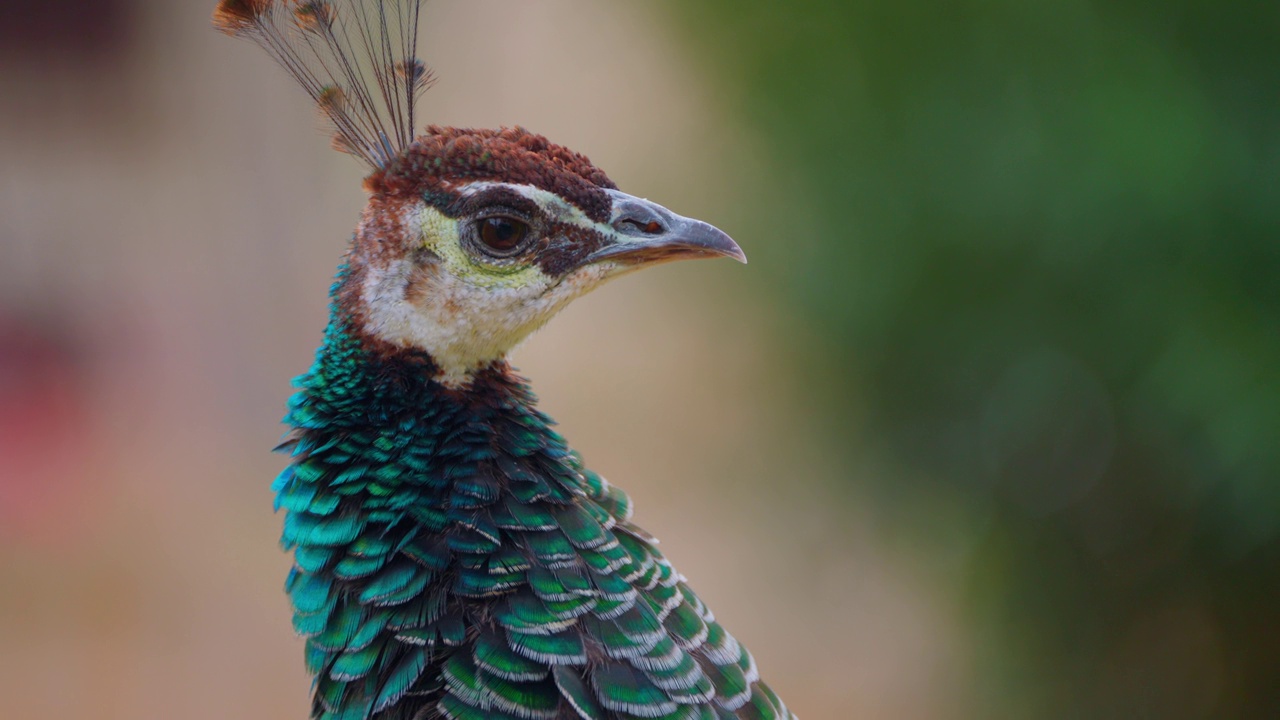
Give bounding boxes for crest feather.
[212,0,433,169]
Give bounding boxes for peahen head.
[214,1,743,386]
[344,127,744,386]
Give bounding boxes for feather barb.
[211,0,432,170]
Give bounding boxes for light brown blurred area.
[0,2,965,718]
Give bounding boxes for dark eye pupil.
[479,217,527,252]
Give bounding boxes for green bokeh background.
[668,2,1279,717]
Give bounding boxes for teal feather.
[544,595,598,621]
[295,545,336,574]
[591,664,677,716]
[583,615,662,660]
[344,612,390,653]
[591,568,639,601]
[455,512,502,544]
[304,638,330,674]
[287,570,334,614]
[448,530,501,555]
[394,609,465,645]
[627,548,665,589]
[357,561,423,603]
[294,607,334,636]
[333,464,370,485]
[497,594,577,634]
[647,655,713,702]
[527,567,585,602]
[553,666,605,719]
[676,582,709,619]
[439,693,517,720]
[442,653,488,708]
[577,469,606,497]
[271,466,296,495]
[366,483,396,497]
[702,661,751,710]
[554,505,611,549]
[317,675,349,714]
[334,553,387,580]
[309,492,343,515]
[524,531,575,564]
[593,595,640,621]
[386,590,448,631]
[488,544,532,574]
[596,487,633,524]
[648,583,681,618]
[474,670,561,720]
[610,603,665,643]
[454,567,525,597]
[663,601,710,650]
[737,687,782,720]
[699,622,741,666]
[283,512,364,547]
[347,533,394,557]
[493,498,559,532]
[475,631,547,682]
[632,636,684,673]
[312,602,363,651]
[372,646,431,713]
[276,480,317,512]
[582,500,617,529]
[402,536,451,569]
[507,628,587,665]
[330,642,381,680]
[581,546,629,575]
[437,612,467,646]
[509,478,555,504]
[454,474,501,502]
[372,572,433,607]
[757,684,791,718]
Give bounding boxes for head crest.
[213,0,433,169]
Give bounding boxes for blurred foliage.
[667,1,1279,718]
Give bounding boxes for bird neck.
[293,314,524,420]
[279,308,574,513]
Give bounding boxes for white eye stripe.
[458,182,601,231]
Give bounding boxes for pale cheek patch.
[361,256,617,387]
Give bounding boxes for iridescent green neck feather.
[272,289,794,719]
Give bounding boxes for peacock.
[214,2,795,719]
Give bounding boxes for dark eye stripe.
[533,222,609,276]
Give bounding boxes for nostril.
[618,217,665,235]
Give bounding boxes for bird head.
[212,2,743,385]
[338,127,744,385]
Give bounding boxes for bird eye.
[477,216,529,255]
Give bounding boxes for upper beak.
[585,190,747,266]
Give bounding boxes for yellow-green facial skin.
[419,204,539,286]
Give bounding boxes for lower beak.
[586,191,747,266]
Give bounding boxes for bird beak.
[585,190,747,267]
